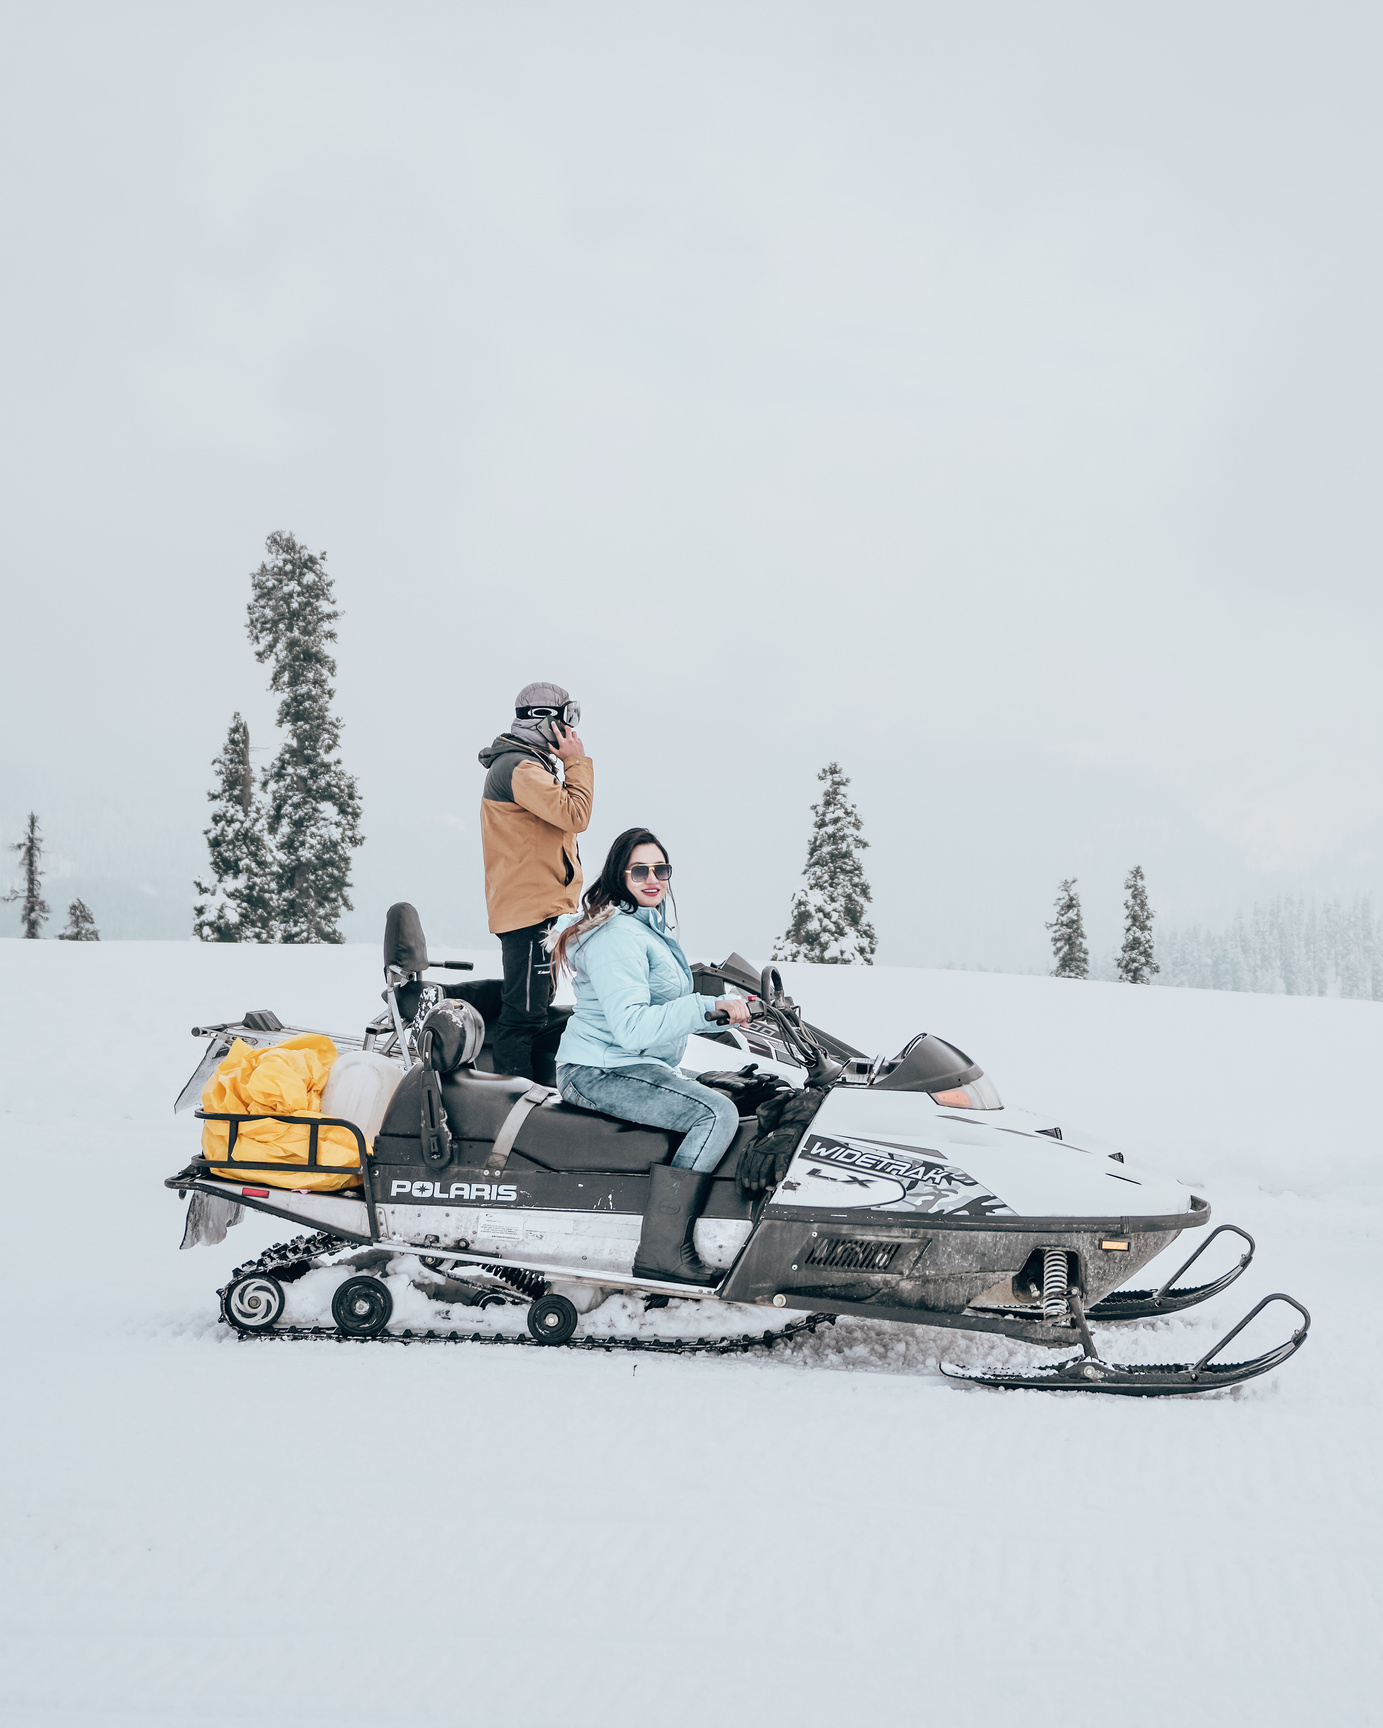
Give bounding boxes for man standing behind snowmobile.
[478,683,594,1082]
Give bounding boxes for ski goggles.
[516,700,581,728]
[626,863,673,883]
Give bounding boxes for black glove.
[736,1129,796,1196]
[736,1087,829,1196]
[696,1064,791,1116]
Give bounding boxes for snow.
[1,939,1379,1727]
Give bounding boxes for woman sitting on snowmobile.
[548,827,751,1286]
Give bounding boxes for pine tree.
[4,812,50,938]
[1046,878,1089,978]
[246,532,363,943]
[57,898,100,940]
[772,762,877,965]
[193,712,277,942]
[1116,863,1158,984]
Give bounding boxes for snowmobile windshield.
[930,1075,1003,1110]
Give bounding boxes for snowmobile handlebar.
[428,960,475,971]
[706,982,843,1086]
[705,999,767,1024]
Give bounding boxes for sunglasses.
[517,701,581,727]
[626,863,673,883]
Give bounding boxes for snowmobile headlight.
[929,1075,1003,1110]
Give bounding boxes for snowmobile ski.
[941,1293,1310,1397]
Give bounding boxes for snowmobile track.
[218,1232,838,1355]
[219,1316,838,1354]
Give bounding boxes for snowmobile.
[165,905,1310,1395]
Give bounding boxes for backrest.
[384,903,428,972]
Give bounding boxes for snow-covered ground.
[1,939,1379,1727]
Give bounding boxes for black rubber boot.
[632,1165,720,1286]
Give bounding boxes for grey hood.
[478,733,550,771]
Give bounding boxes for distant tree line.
[194,532,363,944]
[1045,870,1383,998]
[1159,895,1383,999]
[3,812,100,939]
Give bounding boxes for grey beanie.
[515,681,571,713]
[510,681,575,752]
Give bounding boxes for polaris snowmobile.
[166,905,1310,1395]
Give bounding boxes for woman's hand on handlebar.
[713,997,753,1025]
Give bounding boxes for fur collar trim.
[543,901,619,955]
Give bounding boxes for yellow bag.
[200,1034,364,1193]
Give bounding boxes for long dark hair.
[550,826,670,976]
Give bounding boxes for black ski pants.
[494,918,557,1083]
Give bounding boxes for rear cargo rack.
[191,1110,378,1235]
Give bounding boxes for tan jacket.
[478,736,594,934]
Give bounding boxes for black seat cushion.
[376,1067,533,1164]
[377,1065,755,1178]
[508,1100,678,1173]
[440,1071,534,1141]
[439,1070,678,1172]
[513,1105,759,1177]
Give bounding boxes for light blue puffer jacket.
[554,904,718,1070]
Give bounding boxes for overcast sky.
[3,1,1382,969]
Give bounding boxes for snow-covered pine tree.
[1046,878,1089,978]
[772,762,877,965]
[193,712,277,942]
[246,532,363,943]
[1116,864,1158,984]
[57,898,100,940]
[4,812,50,938]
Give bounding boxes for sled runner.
[166,905,1310,1395]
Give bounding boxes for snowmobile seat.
[374,1065,681,1173]
[508,1110,756,1182]
[507,1115,755,1220]
[439,1070,536,1140]
[504,1101,680,1173]
[433,1070,680,1171]
[375,1066,760,1177]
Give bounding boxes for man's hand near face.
[553,723,586,761]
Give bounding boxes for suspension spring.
[482,1263,550,1301]
[1042,1248,1070,1319]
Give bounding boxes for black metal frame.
[168,1174,375,1243]
[191,1110,380,1238]
[776,1292,1092,1347]
[1086,1223,1253,1319]
[1190,1292,1311,1379]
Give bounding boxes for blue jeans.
[556,1062,740,1173]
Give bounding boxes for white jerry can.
[320,1049,406,1149]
